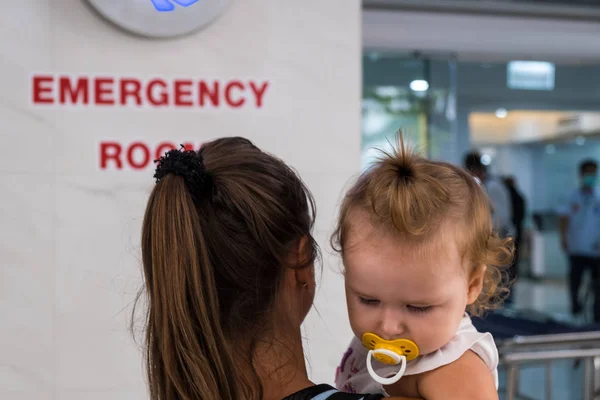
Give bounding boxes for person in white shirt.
[558,159,600,320]
[464,152,514,239]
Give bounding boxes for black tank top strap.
[329,392,384,400]
[281,384,384,400]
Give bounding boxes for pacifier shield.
[362,332,419,362]
[374,353,396,364]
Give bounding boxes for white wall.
[0,1,361,399]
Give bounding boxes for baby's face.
[343,223,479,356]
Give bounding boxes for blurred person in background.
[464,152,514,239]
[464,152,515,305]
[558,159,600,321]
[503,176,526,282]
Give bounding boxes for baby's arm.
[417,350,498,400]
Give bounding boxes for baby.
[333,136,513,399]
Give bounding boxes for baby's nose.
[379,312,407,339]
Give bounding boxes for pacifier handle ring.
[366,349,407,385]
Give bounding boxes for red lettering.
[182,142,196,151]
[100,142,122,169]
[198,81,219,107]
[127,142,151,169]
[225,81,245,108]
[250,81,269,107]
[174,80,193,107]
[59,76,89,105]
[33,77,268,109]
[95,78,115,105]
[154,142,200,160]
[155,142,178,160]
[155,142,198,159]
[101,141,203,170]
[32,75,54,104]
[120,79,142,106]
[147,79,169,106]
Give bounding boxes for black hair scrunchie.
[153,145,210,201]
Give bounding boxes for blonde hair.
[332,134,514,316]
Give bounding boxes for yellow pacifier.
[362,332,419,385]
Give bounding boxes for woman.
[137,137,420,400]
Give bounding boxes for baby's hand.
[417,350,499,400]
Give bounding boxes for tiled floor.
[498,278,593,400]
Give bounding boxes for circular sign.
[86,0,231,39]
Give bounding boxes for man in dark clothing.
[503,176,526,282]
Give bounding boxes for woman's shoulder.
[282,384,384,400]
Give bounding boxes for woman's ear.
[293,237,315,288]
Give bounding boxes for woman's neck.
[253,326,314,400]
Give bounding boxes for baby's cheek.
[348,307,377,337]
[413,317,455,355]
[412,325,438,354]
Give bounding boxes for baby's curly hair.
[332,133,514,316]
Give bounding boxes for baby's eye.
[407,305,432,314]
[358,297,380,306]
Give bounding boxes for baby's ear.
[467,265,486,305]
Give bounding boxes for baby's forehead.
[345,217,467,267]
[346,249,464,280]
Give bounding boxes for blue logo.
[150,0,199,12]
